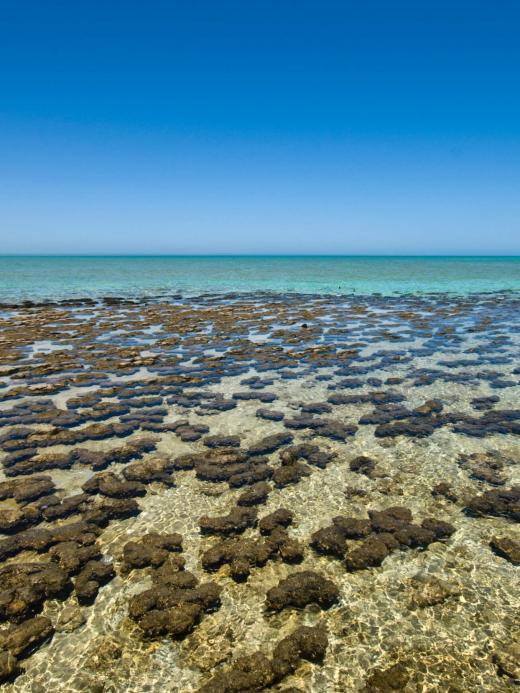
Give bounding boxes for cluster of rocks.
[0,520,100,563]
[431,482,458,503]
[201,508,303,581]
[284,414,357,441]
[326,384,520,439]
[458,451,510,486]
[2,437,157,476]
[466,487,520,521]
[310,507,455,571]
[273,444,336,488]
[452,409,520,437]
[328,390,405,407]
[122,533,185,574]
[174,449,273,488]
[0,526,114,612]
[0,616,54,682]
[128,569,221,639]
[121,531,220,639]
[0,531,115,681]
[1,291,519,689]
[1,422,140,459]
[82,471,146,499]
[173,436,337,495]
[164,418,209,442]
[197,624,328,692]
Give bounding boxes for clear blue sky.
[1,1,519,254]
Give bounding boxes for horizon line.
[1,254,520,259]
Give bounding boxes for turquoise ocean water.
[1,256,519,302]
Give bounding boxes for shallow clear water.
[0,292,519,692]
[1,256,520,302]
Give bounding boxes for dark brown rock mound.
[203,435,241,449]
[332,516,372,538]
[368,506,413,533]
[0,616,54,658]
[259,508,294,535]
[256,408,284,421]
[74,560,115,604]
[265,571,339,612]
[128,570,221,639]
[82,471,146,498]
[248,433,293,456]
[199,506,258,536]
[363,662,409,692]
[0,563,71,623]
[49,541,102,574]
[122,532,183,571]
[310,526,348,558]
[271,625,328,678]
[197,625,328,692]
[273,462,311,488]
[345,537,389,571]
[237,482,271,506]
[490,536,520,565]
[466,486,520,521]
[83,497,141,526]
[122,456,175,485]
[349,455,377,478]
[0,475,55,502]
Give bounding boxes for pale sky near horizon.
[1,1,519,254]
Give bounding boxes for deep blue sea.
[1,256,519,302]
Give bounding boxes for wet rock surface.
[490,535,520,565]
[363,662,410,692]
[466,486,520,520]
[128,568,222,639]
[0,651,18,683]
[74,560,115,604]
[0,616,54,658]
[121,532,183,571]
[265,571,340,611]
[0,563,71,623]
[406,573,461,609]
[201,510,303,582]
[493,640,520,682]
[197,625,328,692]
[199,506,258,536]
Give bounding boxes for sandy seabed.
[0,292,519,692]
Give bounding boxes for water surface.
[1,256,520,302]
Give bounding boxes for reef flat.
[0,292,518,691]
